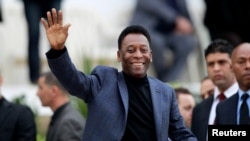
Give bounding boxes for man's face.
[200,79,215,99]
[206,52,234,89]
[117,33,152,78]
[232,44,250,91]
[177,94,195,128]
[37,76,53,107]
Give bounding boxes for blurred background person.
[37,71,85,141]
[22,0,62,84]
[0,0,2,22]
[175,87,195,129]
[130,0,197,83]
[200,76,215,100]
[0,70,36,141]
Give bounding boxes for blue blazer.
[46,49,197,141]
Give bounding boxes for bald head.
[232,42,250,91]
[232,43,250,58]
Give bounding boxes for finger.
[58,10,63,25]
[47,11,53,27]
[41,18,49,30]
[63,23,71,33]
[52,8,58,24]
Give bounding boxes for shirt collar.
[214,82,239,99]
[238,89,250,99]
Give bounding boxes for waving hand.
[41,8,71,50]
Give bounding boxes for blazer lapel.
[117,72,129,117]
[201,96,214,124]
[148,78,162,138]
[226,94,238,124]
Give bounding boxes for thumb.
[63,23,71,33]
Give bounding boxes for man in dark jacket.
[0,71,36,141]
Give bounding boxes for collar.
[213,82,239,99]
[238,89,250,99]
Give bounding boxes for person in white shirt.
[191,39,238,141]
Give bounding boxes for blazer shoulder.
[148,76,172,87]
[61,104,85,121]
[91,66,119,75]
[193,96,213,111]
[2,98,33,113]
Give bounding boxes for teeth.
[133,63,143,65]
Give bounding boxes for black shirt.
[121,72,157,141]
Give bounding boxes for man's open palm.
[41,8,71,50]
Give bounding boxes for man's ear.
[51,85,59,97]
[117,51,121,62]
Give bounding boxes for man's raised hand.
[41,8,71,50]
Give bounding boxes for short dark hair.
[40,71,67,93]
[204,39,234,58]
[117,25,151,50]
[174,87,192,99]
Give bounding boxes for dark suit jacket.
[191,95,214,141]
[46,103,85,141]
[0,97,36,141]
[215,93,238,124]
[46,48,197,141]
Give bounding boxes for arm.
[168,89,197,141]
[41,8,103,102]
[136,0,193,34]
[136,0,177,24]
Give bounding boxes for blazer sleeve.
[168,88,197,141]
[46,48,104,102]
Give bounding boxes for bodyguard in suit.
[130,0,197,82]
[191,39,238,141]
[40,8,197,141]
[37,71,85,141]
[0,72,36,141]
[216,43,250,125]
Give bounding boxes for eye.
[237,59,245,64]
[141,48,149,53]
[127,49,134,53]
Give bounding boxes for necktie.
[214,93,226,124]
[239,94,250,125]
[218,93,226,101]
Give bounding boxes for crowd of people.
[1,0,250,140]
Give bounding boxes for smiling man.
[40,8,197,141]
